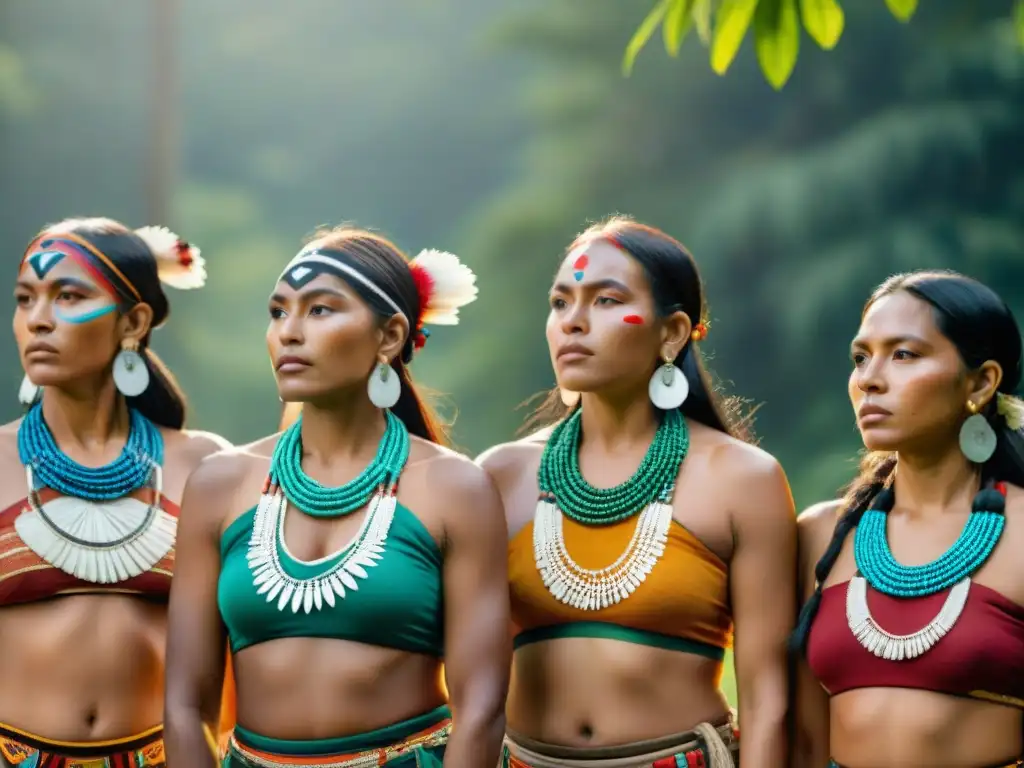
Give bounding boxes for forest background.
[2,0,1022,703]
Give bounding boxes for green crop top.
[218,500,445,656]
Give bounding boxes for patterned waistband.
[830,760,1022,767]
[226,715,451,768]
[502,717,738,768]
[0,722,164,766]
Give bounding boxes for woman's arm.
[792,502,839,768]
[437,456,512,768]
[726,451,798,768]
[164,454,239,768]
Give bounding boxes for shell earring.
[18,373,40,407]
[648,353,689,410]
[367,360,401,409]
[113,340,151,397]
[959,399,997,463]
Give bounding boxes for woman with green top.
[163,226,512,768]
[479,217,797,767]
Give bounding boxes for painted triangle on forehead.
[27,250,66,279]
[283,263,322,290]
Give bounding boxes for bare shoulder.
[474,436,544,489]
[0,422,18,459]
[797,499,844,565]
[162,428,234,471]
[409,438,501,506]
[182,435,275,505]
[694,422,792,511]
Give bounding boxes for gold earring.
[966,400,979,414]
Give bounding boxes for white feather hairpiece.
[408,248,479,327]
[134,225,207,290]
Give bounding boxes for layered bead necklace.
[247,410,410,614]
[15,402,174,583]
[848,482,1006,660]
[534,408,689,610]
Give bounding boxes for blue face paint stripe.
[54,304,118,324]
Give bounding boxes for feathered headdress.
[135,225,207,290]
[407,248,478,349]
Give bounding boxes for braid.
[789,453,898,656]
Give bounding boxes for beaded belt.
[226,719,451,768]
[502,718,738,768]
[0,722,165,766]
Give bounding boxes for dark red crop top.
[808,579,1024,708]
[0,489,178,606]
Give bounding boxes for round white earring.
[368,361,401,409]
[648,356,689,410]
[18,374,40,406]
[560,389,580,407]
[113,342,151,397]
[959,401,997,463]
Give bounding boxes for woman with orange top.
[478,216,797,768]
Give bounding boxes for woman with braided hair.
[793,270,1024,768]
[480,216,797,768]
[164,226,511,768]
[0,216,228,766]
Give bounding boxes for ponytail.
[128,348,187,430]
[789,452,897,656]
[677,343,751,442]
[390,358,449,446]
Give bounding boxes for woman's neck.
[892,447,981,519]
[577,391,659,453]
[298,398,387,465]
[39,381,129,453]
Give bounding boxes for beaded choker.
[269,410,410,518]
[533,408,689,611]
[847,482,1007,661]
[17,404,164,500]
[537,408,689,526]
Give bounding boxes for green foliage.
[625,0,1021,89]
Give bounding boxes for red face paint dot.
[573,254,589,270]
[623,315,644,325]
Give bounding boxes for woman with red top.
[0,217,228,766]
[792,270,1024,768]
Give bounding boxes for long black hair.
[790,269,1024,655]
[526,215,751,441]
[293,226,449,445]
[33,217,189,430]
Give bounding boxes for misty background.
[2,0,1021,520]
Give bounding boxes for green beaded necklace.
[538,408,689,526]
[270,410,410,518]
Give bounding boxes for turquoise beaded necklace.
[270,410,409,518]
[17,403,163,500]
[853,484,1006,598]
[537,408,689,526]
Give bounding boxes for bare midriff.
[507,636,730,747]
[0,595,166,740]
[232,637,447,740]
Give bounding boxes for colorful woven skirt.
[223,705,451,768]
[501,716,738,768]
[0,722,164,767]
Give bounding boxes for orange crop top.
[0,488,177,605]
[509,515,733,659]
